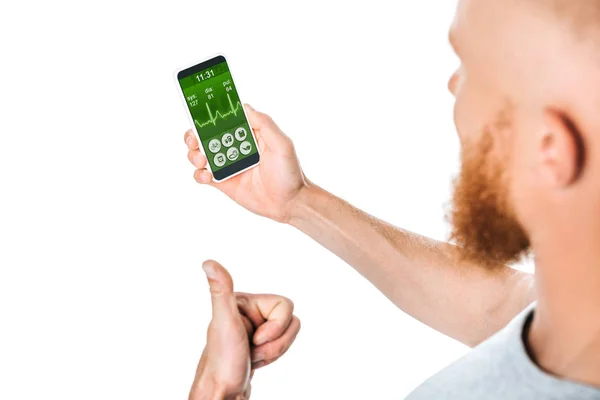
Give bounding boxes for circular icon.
[222,133,234,148]
[235,127,247,141]
[239,140,252,155]
[213,153,226,167]
[208,139,221,153]
[227,147,239,161]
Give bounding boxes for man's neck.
[528,237,600,388]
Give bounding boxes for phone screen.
[177,55,259,181]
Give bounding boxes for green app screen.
[179,61,257,172]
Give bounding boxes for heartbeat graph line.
[194,93,243,129]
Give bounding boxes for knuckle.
[206,321,217,337]
[276,342,287,356]
[236,295,249,308]
[280,296,294,312]
[283,138,295,151]
[258,112,273,125]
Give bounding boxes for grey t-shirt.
[406,304,600,399]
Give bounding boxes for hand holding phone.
[178,56,309,222]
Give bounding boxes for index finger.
[183,129,199,150]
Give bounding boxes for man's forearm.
[288,182,535,346]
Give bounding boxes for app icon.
[235,127,247,141]
[239,140,252,155]
[222,133,234,148]
[227,147,239,161]
[214,153,226,167]
[208,139,221,153]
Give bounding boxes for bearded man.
[183,0,600,398]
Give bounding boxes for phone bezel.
[173,53,260,182]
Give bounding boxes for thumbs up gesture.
[189,260,301,400]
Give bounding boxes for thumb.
[202,260,237,322]
[244,104,291,148]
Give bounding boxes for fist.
[189,261,301,399]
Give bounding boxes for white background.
[0,0,511,398]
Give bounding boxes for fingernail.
[254,335,267,346]
[186,136,193,148]
[202,262,217,280]
[252,352,264,363]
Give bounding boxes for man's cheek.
[507,145,533,226]
[453,94,470,144]
[455,94,499,150]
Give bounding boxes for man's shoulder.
[406,317,524,399]
[406,303,600,400]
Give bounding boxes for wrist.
[189,372,228,400]
[189,352,250,400]
[287,180,321,227]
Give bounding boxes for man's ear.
[537,109,585,188]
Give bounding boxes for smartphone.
[175,54,260,182]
